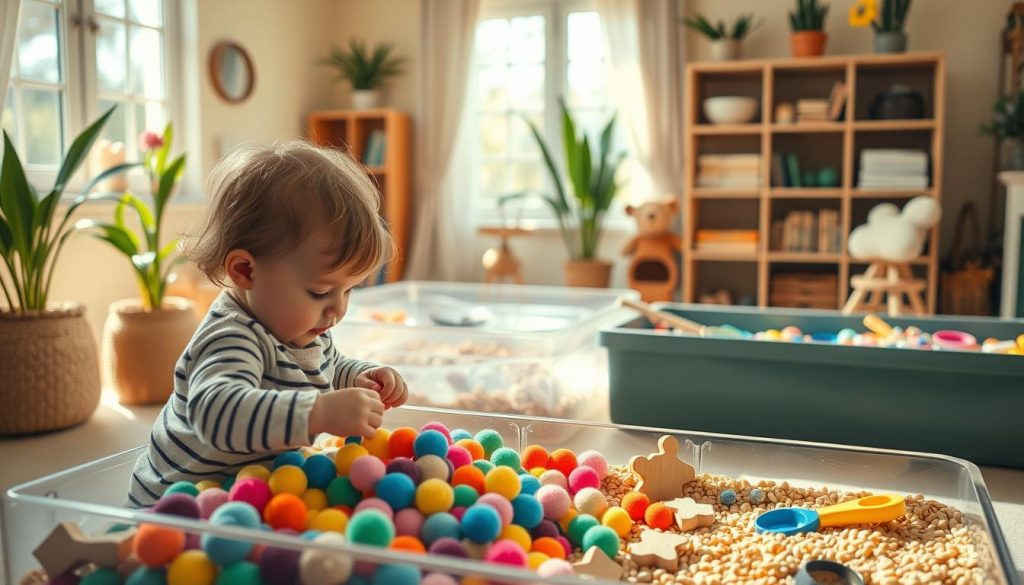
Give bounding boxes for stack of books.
[695,229,758,254]
[696,154,761,189]
[770,209,842,253]
[363,129,387,166]
[770,272,838,309]
[858,149,929,189]
[796,99,828,122]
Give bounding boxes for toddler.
[128,141,407,506]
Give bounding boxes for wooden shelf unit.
[683,52,945,311]
[308,109,412,283]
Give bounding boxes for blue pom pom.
[372,563,421,585]
[273,451,305,470]
[461,504,501,544]
[720,489,737,506]
[210,501,261,528]
[511,494,544,529]
[345,435,363,444]
[749,488,766,504]
[450,428,473,442]
[301,454,336,490]
[374,472,417,510]
[421,512,462,546]
[413,430,449,459]
[202,517,253,565]
[301,530,322,540]
[518,473,541,496]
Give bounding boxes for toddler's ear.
[224,249,257,290]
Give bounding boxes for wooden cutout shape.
[628,435,696,502]
[572,546,623,580]
[664,497,715,531]
[628,529,688,572]
[32,522,136,577]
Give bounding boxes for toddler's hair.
[189,141,395,285]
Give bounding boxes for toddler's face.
[248,231,369,348]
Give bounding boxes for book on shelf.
[796,99,828,123]
[695,229,758,253]
[785,154,802,188]
[363,130,387,166]
[857,148,929,189]
[826,81,847,121]
[696,153,761,188]
[771,209,841,254]
[771,153,787,187]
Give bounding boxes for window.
[3,0,175,192]
[471,0,634,223]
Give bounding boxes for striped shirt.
[128,291,375,506]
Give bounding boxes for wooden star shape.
[664,497,715,531]
[572,546,623,580]
[628,435,696,503]
[628,529,688,572]
[32,522,135,577]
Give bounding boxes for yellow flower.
[849,0,877,27]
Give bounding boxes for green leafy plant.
[76,123,186,310]
[0,107,134,312]
[319,39,406,90]
[981,90,1024,140]
[874,0,911,32]
[681,14,760,41]
[790,0,829,31]
[503,99,626,261]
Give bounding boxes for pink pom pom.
[576,450,609,480]
[535,485,571,521]
[537,558,575,577]
[446,445,473,470]
[354,497,394,520]
[484,539,528,566]
[196,488,229,519]
[450,506,467,521]
[421,574,459,585]
[476,493,514,526]
[228,477,272,512]
[349,455,386,492]
[568,466,600,494]
[394,507,424,537]
[538,470,568,490]
[556,535,572,557]
[420,422,453,444]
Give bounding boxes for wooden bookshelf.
[308,109,412,283]
[683,52,945,311]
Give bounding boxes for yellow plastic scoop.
[755,494,906,536]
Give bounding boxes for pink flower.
[139,131,164,151]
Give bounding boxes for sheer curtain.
[596,0,686,199]
[0,0,20,108]
[406,0,481,281]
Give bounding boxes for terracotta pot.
[564,259,613,288]
[101,297,199,405]
[790,31,827,58]
[0,304,101,435]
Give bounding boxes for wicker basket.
[0,304,101,435]
[940,203,995,316]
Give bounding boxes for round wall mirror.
[209,42,255,103]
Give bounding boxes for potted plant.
[849,0,912,53]
[506,100,625,288]
[681,13,760,61]
[0,108,133,435]
[319,39,406,109]
[789,0,830,58]
[77,124,199,405]
[981,90,1024,171]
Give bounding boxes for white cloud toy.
[847,196,941,262]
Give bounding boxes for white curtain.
[0,0,20,110]
[596,0,685,199]
[406,0,481,281]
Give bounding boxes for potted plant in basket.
[849,0,912,54]
[76,124,198,405]
[981,89,1024,171]
[319,39,406,110]
[681,13,761,61]
[789,0,830,58]
[0,107,133,435]
[504,99,626,288]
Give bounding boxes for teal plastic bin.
[599,304,1024,467]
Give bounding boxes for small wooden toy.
[622,197,683,302]
[32,522,136,577]
[664,497,715,531]
[628,529,688,572]
[572,546,624,580]
[755,494,906,536]
[629,435,696,503]
[620,298,704,335]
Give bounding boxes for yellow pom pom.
[268,465,308,496]
[302,488,328,511]
[529,467,546,477]
[237,465,270,481]
[194,480,221,492]
[334,444,369,476]
[484,466,521,500]
[362,428,392,459]
[558,508,579,534]
[601,506,633,537]
[527,551,550,570]
[167,550,216,585]
[500,524,532,552]
[309,508,349,533]
[415,478,455,515]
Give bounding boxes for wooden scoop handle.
[620,298,704,334]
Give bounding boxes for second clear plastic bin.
[334,282,637,422]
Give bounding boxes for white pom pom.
[299,532,353,585]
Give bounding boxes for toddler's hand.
[309,387,384,439]
[354,366,409,408]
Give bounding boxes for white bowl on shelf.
[703,96,759,124]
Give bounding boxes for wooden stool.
[478,226,533,284]
[841,260,928,316]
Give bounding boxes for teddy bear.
[621,197,682,302]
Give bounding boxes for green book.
[785,154,802,188]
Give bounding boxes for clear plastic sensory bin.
[334,282,637,421]
[3,406,1017,585]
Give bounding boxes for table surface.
[1,394,1022,583]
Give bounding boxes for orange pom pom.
[390,535,426,554]
[621,492,650,521]
[548,449,577,476]
[521,445,550,470]
[134,523,186,568]
[644,502,675,530]
[451,465,486,494]
[263,493,308,532]
[455,439,485,461]
[530,536,566,560]
[388,427,419,460]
